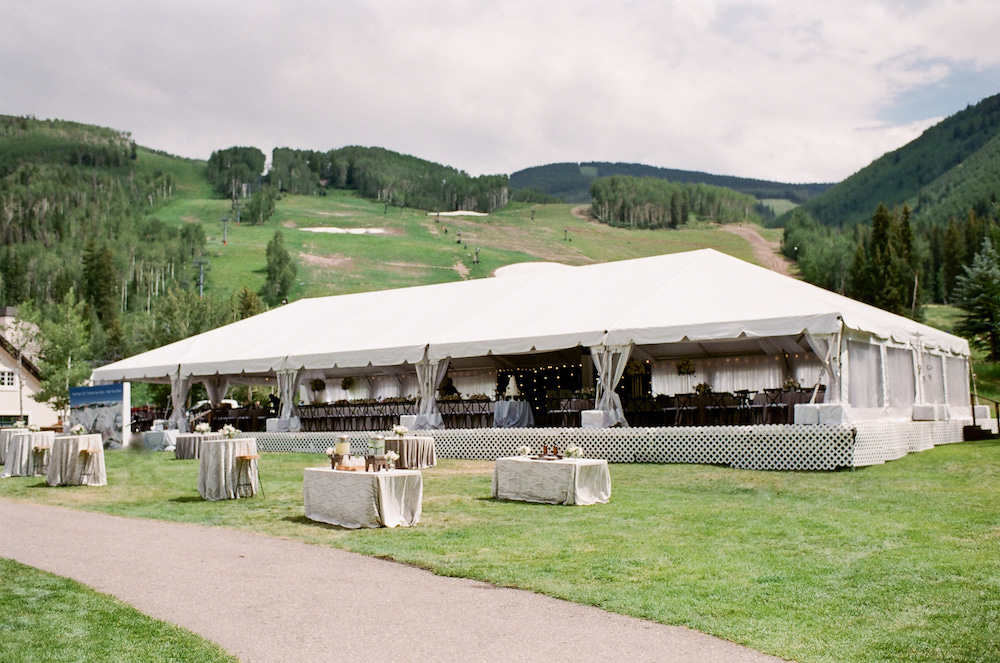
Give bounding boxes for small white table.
[1,431,55,478]
[143,429,179,451]
[303,467,422,528]
[198,437,259,501]
[174,432,223,460]
[492,456,611,505]
[46,434,106,486]
[383,435,436,469]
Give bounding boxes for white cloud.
[1,0,998,183]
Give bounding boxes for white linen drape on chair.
[276,368,304,431]
[591,344,632,427]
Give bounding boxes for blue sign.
[70,383,127,408]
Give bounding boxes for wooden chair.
[763,388,787,424]
[79,448,99,484]
[32,444,51,477]
[667,393,697,426]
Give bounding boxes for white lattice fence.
[246,421,967,471]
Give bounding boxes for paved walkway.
[0,500,788,663]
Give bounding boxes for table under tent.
[92,249,992,470]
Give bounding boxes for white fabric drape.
[591,344,632,427]
[945,355,970,408]
[847,339,883,409]
[414,357,449,429]
[805,332,841,403]
[202,375,230,408]
[169,371,190,432]
[449,369,497,399]
[651,356,787,395]
[885,346,916,408]
[276,369,303,430]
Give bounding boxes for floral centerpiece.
[516,445,532,456]
[195,422,211,434]
[392,424,408,438]
[384,449,399,469]
[564,444,584,458]
[69,424,87,435]
[28,424,40,432]
[12,420,26,428]
[783,377,801,391]
[676,359,696,376]
[220,424,239,439]
[694,382,713,396]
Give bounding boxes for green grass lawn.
[2,443,999,663]
[0,558,236,663]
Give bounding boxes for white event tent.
[91,249,973,432]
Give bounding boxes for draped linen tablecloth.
[492,457,611,505]
[46,434,106,486]
[303,468,422,529]
[198,437,258,501]
[174,432,224,460]
[1,427,20,465]
[143,429,179,451]
[493,400,535,428]
[383,435,436,470]
[1,431,56,478]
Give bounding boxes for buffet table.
[494,400,535,428]
[492,456,611,505]
[46,434,106,486]
[1,431,55,478]
[303,467,422,528]
[383,435,436,469]
[174,432,223,460]
[198,437,259,501]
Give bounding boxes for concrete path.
[0,500,788,663]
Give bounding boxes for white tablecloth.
[492,456,611,505]
[384,435,436,469]
[174,432,223,460]
[46,434,106,486]
[1,431,55,478]
[303,467,422,528]
[494,400,535,428]
[143,429,179,451]
[198,437,259,501]
[0,427,20,465]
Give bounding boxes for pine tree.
[954,237,1000,361]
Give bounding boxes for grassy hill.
[509,161,832,205]
[781,92,1000,229]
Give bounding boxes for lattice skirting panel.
[246,421,969,471]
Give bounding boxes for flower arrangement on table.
[195,422,211,434]
[564,444,584,458]
[392,424,409,438]
[516,445,532,457]
[220,424,239,439]
[12,420,26,428]
[783,377,801,391]
[324,447,335,457]
[69,424,87,436]
[384,449,400,469]
[28,424,40,432]
[694,382,713,396]
[676,359,696,376]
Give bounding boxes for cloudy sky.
[3,1,999,184]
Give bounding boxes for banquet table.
[303,467,422,528]
[492,456,611,505]
[143,429,179,451]
[383,435,436,469]
[198,437,259,501]
[493,400,535,428]
[46,434,106,486]
[1,431,56,478]
[174,432,224,460]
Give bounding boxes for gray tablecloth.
[174,432,223,460]
[492,457,611,505]
[0,428,18,465]
[494,400,535,428]
[198,437,259,501]
[143,429,179,451]
[1,431,55,478]
[303,467,422,528]
[384,435,436,469]
[46,434,106,486]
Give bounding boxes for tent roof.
[91,249,969,383]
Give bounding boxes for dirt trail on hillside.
[720,223,793,276]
